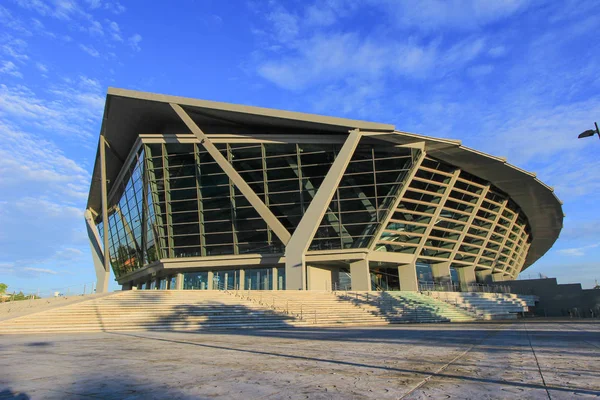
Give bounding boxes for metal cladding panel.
[370,132,563,271]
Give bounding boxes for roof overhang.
[87,88,563,272]
[87,87,394,216]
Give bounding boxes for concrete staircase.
[235,290,389,326]
[0,289,533,334]
[425,291,537,320]
[0,290,297,334]
[340,291,478,323]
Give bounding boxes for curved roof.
[87,87,563,271]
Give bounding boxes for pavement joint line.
[398,323,509,399]
[556,322,600,350]
[524,322,552,400]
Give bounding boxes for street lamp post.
[578,122,600,140]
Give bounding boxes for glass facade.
[183,271,209,290]
[97,137,531,283]
[98,149,159,279]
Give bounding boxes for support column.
[154,276,161,290]
[122,282,132,290]
[492,273,506,282]
[456,265,476,292]
[476,269,493,284]
[99,136,111,293]
[307,265,334,291]
[285,129,363,290]
[349,259,371,291]
[398,262,418,291]
[431,262,451,284]
[207,271,214,290]
[146,279,152,290]
[84,209,109,294]
[272,267,278,290]
[175,273,183,290]
[239,269,245,290]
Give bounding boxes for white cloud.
[84,0,102,9]
[381,0,529,31]
[1,36,29,62]
[0,61,23,78]
[0,83,104,139]
[105,1,126,14]
[0,5,32,35]
[267,8,299,43]
[128,33,142,51]
[257,33,486,91]
[106,19,122,41]
[488,45,507,57]
[23,267,58,275]
[557,243,600,257]
[36,62,48,73]
[79,43,100,57]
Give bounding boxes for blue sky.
[1,0,599,294]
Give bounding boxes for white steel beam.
[285,129,363,290]
[369,146,426,250]
[170,103,291,245]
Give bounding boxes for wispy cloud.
[23,267,58,275]
[128,33,142,51]
[557,243,600,257]
[0,83,104,139]
[79,43,100,57]
[0,60,23,78]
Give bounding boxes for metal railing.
[417,281,511,294]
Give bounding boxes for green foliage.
[2,290,41,302]
[0,283,7,294]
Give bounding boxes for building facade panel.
[86,89,562,292]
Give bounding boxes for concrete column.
[349,259,371,291]
[146,279,152,290]
[456,265,476,291]
[207,271,214,290]
[122,282,132,290]
[99,136,111,293]
[399,263,418,291]
[431,262,451,284]
[272,267,278,290]
[84,209,110,294]
[154,277,161,290]
[239,269,245,290]
[307,265,334,291]
[476,269,493,284]
[175,273,183,290]
[284,130,363,290]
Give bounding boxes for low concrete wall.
[0,292,117,322]
[496,278,600,317]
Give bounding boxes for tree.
[0,283,7,294]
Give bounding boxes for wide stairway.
[237,290,389,326]
[341,291,478,323]
[0,290,297,334]
[424,291,537,320]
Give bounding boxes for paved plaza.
[1,321,599,399]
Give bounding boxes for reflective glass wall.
[98,148,159,279]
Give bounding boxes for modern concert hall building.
[85,88,563,293]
